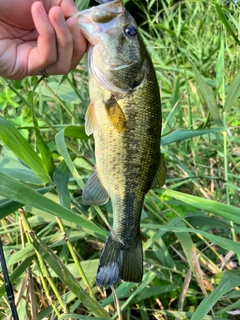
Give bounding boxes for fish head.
[74,0,149,94]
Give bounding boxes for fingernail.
[55,10,65,27]
[72,21,81,38]
[35,2,47,19]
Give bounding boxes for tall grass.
[0,0,239,319]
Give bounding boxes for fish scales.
[75,0,166,287]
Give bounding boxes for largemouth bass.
[75,0,166,287]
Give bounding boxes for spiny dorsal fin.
[151,154,167,189]
[82,169,109,206]
[104,95,127,133]
[85,101,96,136]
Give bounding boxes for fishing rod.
[0,238,19,320]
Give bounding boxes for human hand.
[0,0,87,80]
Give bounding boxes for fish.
[74,0,166,287]
[95,0,113,3]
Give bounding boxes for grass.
[0,0,240,319]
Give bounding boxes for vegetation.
[0,0,239,319]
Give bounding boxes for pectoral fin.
[104,96,127,133]
[85,101,96,136]
[151,155,167,189]
[82,169,109,206]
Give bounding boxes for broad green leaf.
[0,171,107,238]
[224,71,240,113]
[216,298,240,316]
[64,125,89,140]
[0,117,49,183]
[32,119,55,178]
[102,283,177,307]
[31,233,110,319]
[161,128,225,146]
[132,284,178,303]
[0,186,54,219]
[75,0,90,11]
[191,64,223,126]
[142,223,240,256]
[0,156,43,185]
[191,272,240,320]
[0,246,35,270]
[0,198,24,219]
[159,188,240,223]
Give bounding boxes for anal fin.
[82,169,109,206]
[151,154,167,189]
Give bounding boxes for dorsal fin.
[85,101,96,136]
[104,96,127,133]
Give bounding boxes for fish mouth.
[73,0,124,22]
[74,0,125,45]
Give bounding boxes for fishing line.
[0,238,19,320]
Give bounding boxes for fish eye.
[124,24,137,37]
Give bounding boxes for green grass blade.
[55,128,85,189]
[142,223,240,256]
[176,222,206,295]
[0,171,106,238]
[53,160,71,209]
[0,257,33,297]
[31,80,55,178]
[59,317,106,320]
[159,189,240,223]
[0,186,53,219]
[223,71,240,113]
[191,64,223,126]
[64,125,89,140]
[191,272,240,320]
[215,4,240,44]
[161,128,225,145]
[0,155,43,185]
[0,117,49,183]
[216,37,224,93]
[31,233,111,319]
[113,271,156,319]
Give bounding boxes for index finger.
[28,2,57,75]
[58,0,79,17]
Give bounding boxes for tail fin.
[96,234,143,287]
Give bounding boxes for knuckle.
[48,54,57,65]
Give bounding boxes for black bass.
[75,0,166,287]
